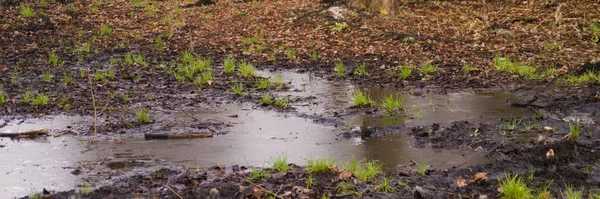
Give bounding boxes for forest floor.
[1,0,600,198]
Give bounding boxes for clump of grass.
[274,97,289,108]
[20,4,34,18]
[493,55,537,77]
[416,156,429,176]
[420,62,438,75]
[100,25,112,37]
[41,71,53,82]
[305,175,315,188]
[285,48,296,59]
[498,174,532,199]
[381,94,404,115]
[562,70,600,85]
[353,160,383,181]
[30,93,49,106]
[63,73,72,85]
[248,167,268,181]
[23,91,35,104]
[375,176,396,193]
[354,63,367,76]
[568,121,581,140]
[238,61,255,78]
[270,76,285,88]
[48,52,62,66]
[306,157,334,173]
[397,64,412,79]
[257,79,269,90]
[562,184,583,199]
[334,62,345,77]
[500,115,522,131]
[311,51,319,61]
[231,83,244,96]
[223,57,236,73]
[271,153,288,172]
[135,109,151,123]
[0,89,6,107]
[261,94,272,105]
[351,89,375,108]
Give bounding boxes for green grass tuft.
[381,94,404,115]
[41,71,54,82]
[498,174,533,199]
[334,62,346,77]
[100,25,112,37]
[0,89,6,107]
[135,109,151,123]
[351,89,375,108]
[562,185,583,199]
[274,97,289,108]
[568,121,581,140]
[239,61,255,78]
[261,94,272,105]
[420,62,438,75]
[375,176,396,193]
[248,167,268,180]
[271,153,288,172]
[354,63,367,76]
[397,64,412,79]
[20,4,34,18]
[416,156,429,176]
[224,57,236,73]
[231,83,244,96]
[30,93,49,106]
[353,160,383,181]
[306,157,334,173]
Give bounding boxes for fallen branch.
[144,133,213,140]
[51,129,72,137]
[0,129,50,137]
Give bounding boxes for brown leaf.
[339,170,352,180]
[456,176,467,188]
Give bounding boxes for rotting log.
[144,133,213,140]
[0,129,50,137]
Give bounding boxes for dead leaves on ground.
[456,172,487,188]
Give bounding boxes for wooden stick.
[88,75,97,143]
[0,129,50,137]
[51,129,72,137]
[144,133,213,140]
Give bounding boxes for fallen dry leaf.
[546,149,555,158]
[339,170,352,180]
[468,172,488,184]
[457,176,467,188]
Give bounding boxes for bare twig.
[88,75,98,143]
[164,177,183,199]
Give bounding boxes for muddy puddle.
[1,70,537,198]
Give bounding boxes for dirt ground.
[2,0,600,198]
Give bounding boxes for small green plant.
[354,160,382,181]
[536,180,553,199]
[135,109,151,123]
[274,97,289,108]
[79,184,92,195]
[525,166,535,179]
[248,167,268,180]
[334,62,345,77]
[155,36,164,50]
[100,25,112,37]
[267,53,276,61]
[341,156,358,171]
[23,91,35,104]
[375,176,396,193]
[48,52,61,66]
[493,55,537,77]
[239,61,255,78]
[568,121,581,140]
[469,128,479,137]
[63,73,72,85]
[306,157,334,173]
[397,64,412,79]
[305,175,314,188]
[224,57,236,73]
[41,71,54,82]
[416,156,429,176]
[0,90,6,107]
[498,174,532,199]
[231,83,244,96]
[257,79,269,90]
[31,93,49,106]
[562,184,583,199]
[270,76,285,88]
[420,62,438,75]
[285,48,296,59]
[20,4,34,18]
[331,22,349,32]
[500,115,522,131]
[588,21,600,43]
[122,93,129,103]
[29,192,41,199]
[261,94,272,105]
[351,89,375,108]
[311,51,318,61]
[271,153,288,172]
[354,63,367,76]
[381,94,404,115]
[462,63,474,73]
